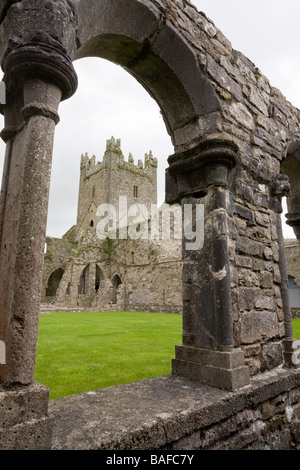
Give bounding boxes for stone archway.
[70,1,251,390]
[111,273,122,304]
[95,264,106,292]
[78,264,89,295]
[73,0,221,151]
[0,0,225,391]
[46,267,65,298]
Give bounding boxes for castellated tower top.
[80,136,158,180]
[76,137,158,238]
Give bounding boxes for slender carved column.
[270,175,300,369]
[166,140,250,390]
[0,29,77,449]
[0,35,77,386]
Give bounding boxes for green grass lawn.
[292,318,300,339]
[35,314,300,400]
[35,311,182,400]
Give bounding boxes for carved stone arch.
[111,273,122,304]
[95,263,107,292]
[96,263,107,280]
[46,267,65,298]
[78,263,90,295]
[281,139,300,238]
[72,0,221,150]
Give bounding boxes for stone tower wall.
[75,137,158,239]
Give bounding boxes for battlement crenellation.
[80,136,157,180]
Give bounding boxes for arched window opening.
[78,264,90,295]
[46,268,64,297]
[95,264,105,292]
[45,56,174,242]
[111,274,122,304]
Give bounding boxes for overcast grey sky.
[0,0,299,239]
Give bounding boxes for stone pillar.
[0,29,77,448]
[86,262,97,296]
[270,175,300,369]
[166,140,250,391]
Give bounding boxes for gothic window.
[46,268,64,297]
[111,274,122,304]
[95,265,105,292]
[78,264,90,295]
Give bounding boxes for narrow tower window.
[133,185,138,198]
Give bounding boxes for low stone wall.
[40,304,182,315]
[49,368,300,450]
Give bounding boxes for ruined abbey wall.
[42,137,182,314]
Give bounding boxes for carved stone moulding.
[166,139,238,203]
[285,213,300,239]
[1,33,78,101]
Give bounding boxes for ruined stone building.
[42,136,183,313]
[42,135,300,318]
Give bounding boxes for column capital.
[1,31,78,101]
[0,31,78,141]
[166,139,238,203]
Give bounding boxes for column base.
[0,381,53,450]
[172,345,250,391]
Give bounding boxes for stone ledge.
[0,382,52,450]
[49,368,300,450]
[0,381,50,428]
[0,415,53,450]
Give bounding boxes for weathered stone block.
[260,271,273,288]
[240,311,278,344]
[261,342,283,371]
[236,236,264,258]
[238,287,255,311]
[207,55,243,102]
[0,382,52,450]
[238,268,260,287]
[228,102,255,131]
[172,346,250,391]
[254,295,275,311]
[236,255,252,268]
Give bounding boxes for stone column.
[270,175,300,369]
[166,140,250,390]
[86,262,97,296]
[0,32,77,448]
